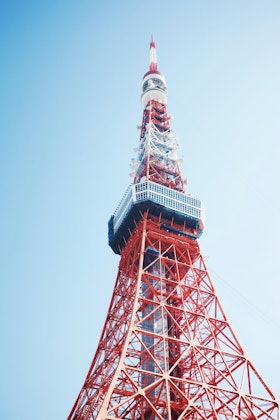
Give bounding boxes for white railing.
[113,181,204,234]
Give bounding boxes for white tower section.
[141,72,168,108]
[141,36,168,108]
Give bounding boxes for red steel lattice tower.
[68,39,279,420]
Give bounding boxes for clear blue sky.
[1,1,280,418]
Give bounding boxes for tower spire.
[132,39,186,193]
[149,35,157,72]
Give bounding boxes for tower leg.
[69,213,279,420]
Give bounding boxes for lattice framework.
[69,213,278,420]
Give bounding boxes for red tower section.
[68,39,279,420]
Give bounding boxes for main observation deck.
[108,180,205,255]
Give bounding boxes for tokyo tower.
[68,38,279,420]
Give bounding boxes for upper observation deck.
[109,180,205,254]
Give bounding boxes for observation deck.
[108,181,205,255]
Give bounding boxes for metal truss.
[69,213,279,420]
[68,38,279,420]
[133,99,185,193]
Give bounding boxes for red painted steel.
[69,214,278,419]
[135,98,185,193]
[68,40,279,419]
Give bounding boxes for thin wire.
[206,262,280,334]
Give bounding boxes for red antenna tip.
[150,34,156,49]
[149,35,157,72]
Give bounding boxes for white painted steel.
[141,72,168,108]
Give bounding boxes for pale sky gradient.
[1,1,280,419]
